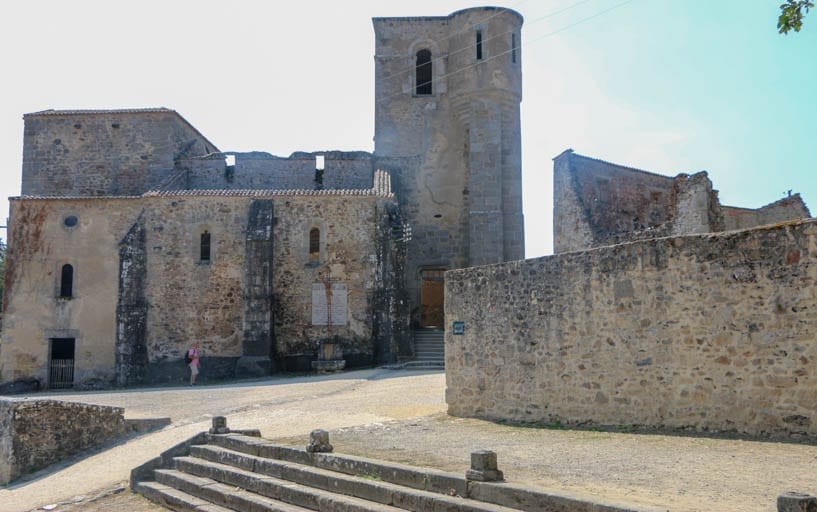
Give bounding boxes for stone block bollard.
[306,429,333,453]
[778,492,817,512]
[209,416,230,435]
[466,450,504,482]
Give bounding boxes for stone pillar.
[115,218,148,386]
[237,199,275,377]
[209,416,230,434]
[306,429,333,453]
[465,450,504,482]
[778,492,817,512]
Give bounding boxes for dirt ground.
[13,370,817,512]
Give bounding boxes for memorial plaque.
[312,283,348,325]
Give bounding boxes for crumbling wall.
[181,151,374,192]
[446,218,817,438]
[553,150,678,252]
[21,109,217,197]
[553,150,810,254]
[723,194,811,231]
[0,398,126,484]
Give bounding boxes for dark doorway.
[49,338,75,389]
[420,269,445,328]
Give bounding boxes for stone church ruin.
[1,1,812,424]
[0,7,524,389]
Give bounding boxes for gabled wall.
[553,150,809,253]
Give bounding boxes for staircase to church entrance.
[403,329,444,369]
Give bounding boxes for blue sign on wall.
[452,321,465,335]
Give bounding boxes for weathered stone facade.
[0,398,126,484]
[446,218,817,437]
[1,189,399,386]
[553,150,810,253]
[0,7,526,389]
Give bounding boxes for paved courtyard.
[2,369,816,512]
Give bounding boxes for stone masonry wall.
[723,194,811,231]
[0,398,126,484]
[182,151,374,192]
[554,150,810,254]
[446,218,817,438]
[22,109,216,197]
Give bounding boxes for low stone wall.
[0,398,126,484]
[445,219,817,438]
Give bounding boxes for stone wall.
[723,195,811,231]
[0,398,126,484]
[22,109,216,197]
[182,151,374,192]
[1,190,401,388]
[553,150,810,253]
[445,218,817,438]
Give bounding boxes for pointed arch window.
[60,264,74,298]
[200,230,211,262]
[415,49,432,95]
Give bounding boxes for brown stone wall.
[723,195,811,231]
[183,151,375,191]
[553,151,678,253]
[446,219,817,438]
[1,191,395,387]
[0,398,126,484]
[21,109,216,197]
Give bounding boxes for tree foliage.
[778,0,813,34]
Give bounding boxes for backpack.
[185,350,192,364]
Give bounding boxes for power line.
[376,0,532,87]
[375,0,638,105]
[377,0,596,91]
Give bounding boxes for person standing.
[187,342,201,385]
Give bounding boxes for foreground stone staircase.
[132,419,667,512]
[402,329,444,370]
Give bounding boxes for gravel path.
[3,369,816,512]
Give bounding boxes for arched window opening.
[60,264,74,298]
[309,228,320,259]
[415,49,432,95]
[200,230,211,262]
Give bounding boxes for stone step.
[168,459,405,512]
[180,446,520,512]
[134,428,664,512]
[400,362,445,370]
[135,480,236,512]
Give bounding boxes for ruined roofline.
[24,107,221,154]
[193,150,373,161]
[554,149,685,182]
[143,189,393,198]
[373,6,522,23]
[722,193,811,216]
[12,188,394,201]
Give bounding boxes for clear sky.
[1,0,814,257]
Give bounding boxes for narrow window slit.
[476,31,483,60]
